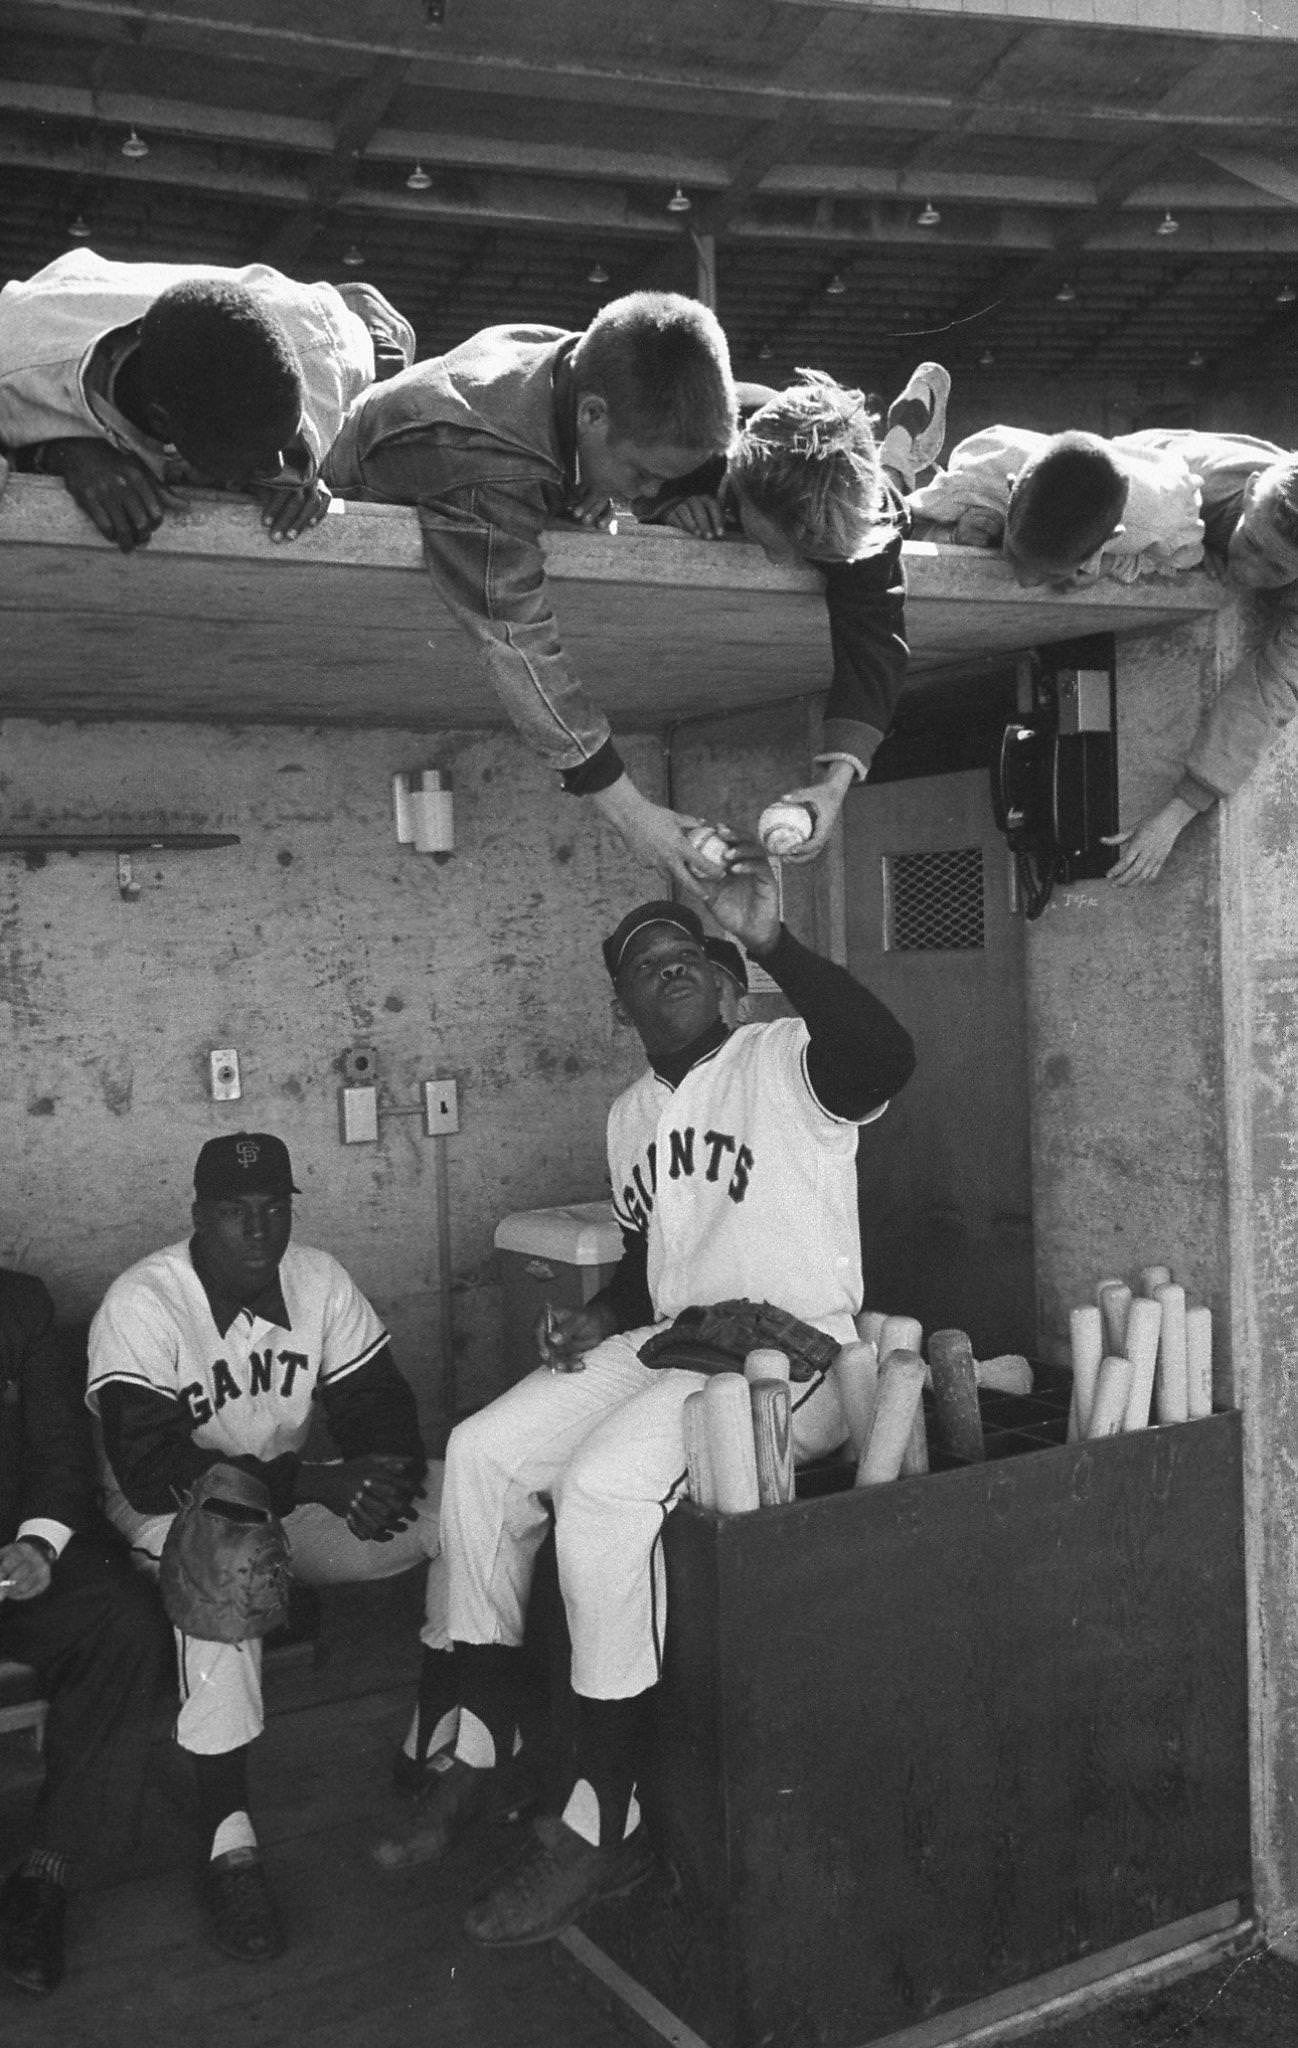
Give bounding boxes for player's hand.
[303,1454,424,1540]
[0,1539,53,1602]
[1103,796,1196,886]
[257,476,332,543]
[773,764,855,861]
[656,493,727,540]
[697,850,782,955]
[45,437,185,551]
[536,1300,616,1372]
[590,776,731,894]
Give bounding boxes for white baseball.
[758,801,814,858]
[688,825,733,869]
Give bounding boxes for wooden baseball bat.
[976,1355,1034,1397]
[832,1339,879,1459]
[877,1317,926,1468]
[1186,1306,1213,1418]
[682,1389,715,1507]
[703,1372,761,1513]
[1153,1282,1189,1424]
[744,1347,790,1383]
[927,1328,985,1462]
[1098,1280,1133,1359]
[1121,1295,1163,1431]
[750,1380,795,1505]
[901,1402,930,1476]
[1068,1305,1103,1441]
[1140,1262,1172,1297]
[879,1314,923,1360]
[856,1349,927,1486]
[854,1308,889,1350]
[1086,1355,1135,1438]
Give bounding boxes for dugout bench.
[560,1371,1251,2048]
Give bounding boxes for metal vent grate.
[884,847,985,951]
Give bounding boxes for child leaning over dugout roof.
[322,292,739,897]
[0,248,414,550]
[633,364,950,861]
[907,423,1298,885]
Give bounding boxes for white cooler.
[494,1200,623,1383]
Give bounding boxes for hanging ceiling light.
[917,200,941,228]
[406,161,432,191]
[1188,348,1206,368]
[757,341,774,361]
[1156,210,1180,236]
[1054,281,1077,304]
[68,214,92,239]
[978,347,995,367]
[341,243,365,268]
[120,127,149,159]
[1277,283,1297,305]
[587,261,610,285]
[666,185,691,214]
[825,272,847,296]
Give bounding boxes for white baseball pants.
[441,1331,846,1699]
[110,1460,446,1754]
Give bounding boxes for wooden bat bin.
[570,1408,1249,2048]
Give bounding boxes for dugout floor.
[1,1572,1296,2048]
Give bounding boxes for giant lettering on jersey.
[181,1348,310,1425]
[620,1126,753,1226]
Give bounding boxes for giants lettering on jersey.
[182,1347,309,1427]
[619,1125,755,1229]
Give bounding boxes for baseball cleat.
[201,1847,285,1963]
[0,1869,66,1994]
[463,1814,654,1947]
[372,1751,539,1870]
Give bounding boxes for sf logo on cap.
[235,1140,261,1170]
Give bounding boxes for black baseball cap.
[704,936,748,994]
[602,899,705,982]
[194,1132,300,1201]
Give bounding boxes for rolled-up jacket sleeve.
[1179,587,1298,807]
[414,478,619,779]
[820,538,908,779]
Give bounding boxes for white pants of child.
[442,1330,847,1701]
[110,1460,446,1754]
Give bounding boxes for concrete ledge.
[0,474,1222,731]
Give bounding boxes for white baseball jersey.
[607,1017,881,1344]
[86,1238,388,1487]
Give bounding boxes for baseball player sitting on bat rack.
[84,1133,450,1964]
[373,858,915,1945]
[636,362,948,864]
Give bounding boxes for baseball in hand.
[688,824,735,870]
[758,801,815,858]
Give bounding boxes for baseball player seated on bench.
[373,859,915,1946]
[1,1268,172,1995]
[85,1133,451,1964]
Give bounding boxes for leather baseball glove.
[159,1462,292,1642]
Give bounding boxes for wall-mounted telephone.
[991,634,1118,917]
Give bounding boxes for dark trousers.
[0,1530,171,1865]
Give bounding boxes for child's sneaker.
[880,362,951,488]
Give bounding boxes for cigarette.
[0,1577,17,1592]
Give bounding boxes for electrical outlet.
[340,1084,379,1143]
[209,1049,241,1101]
[423,1078,459,1135]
